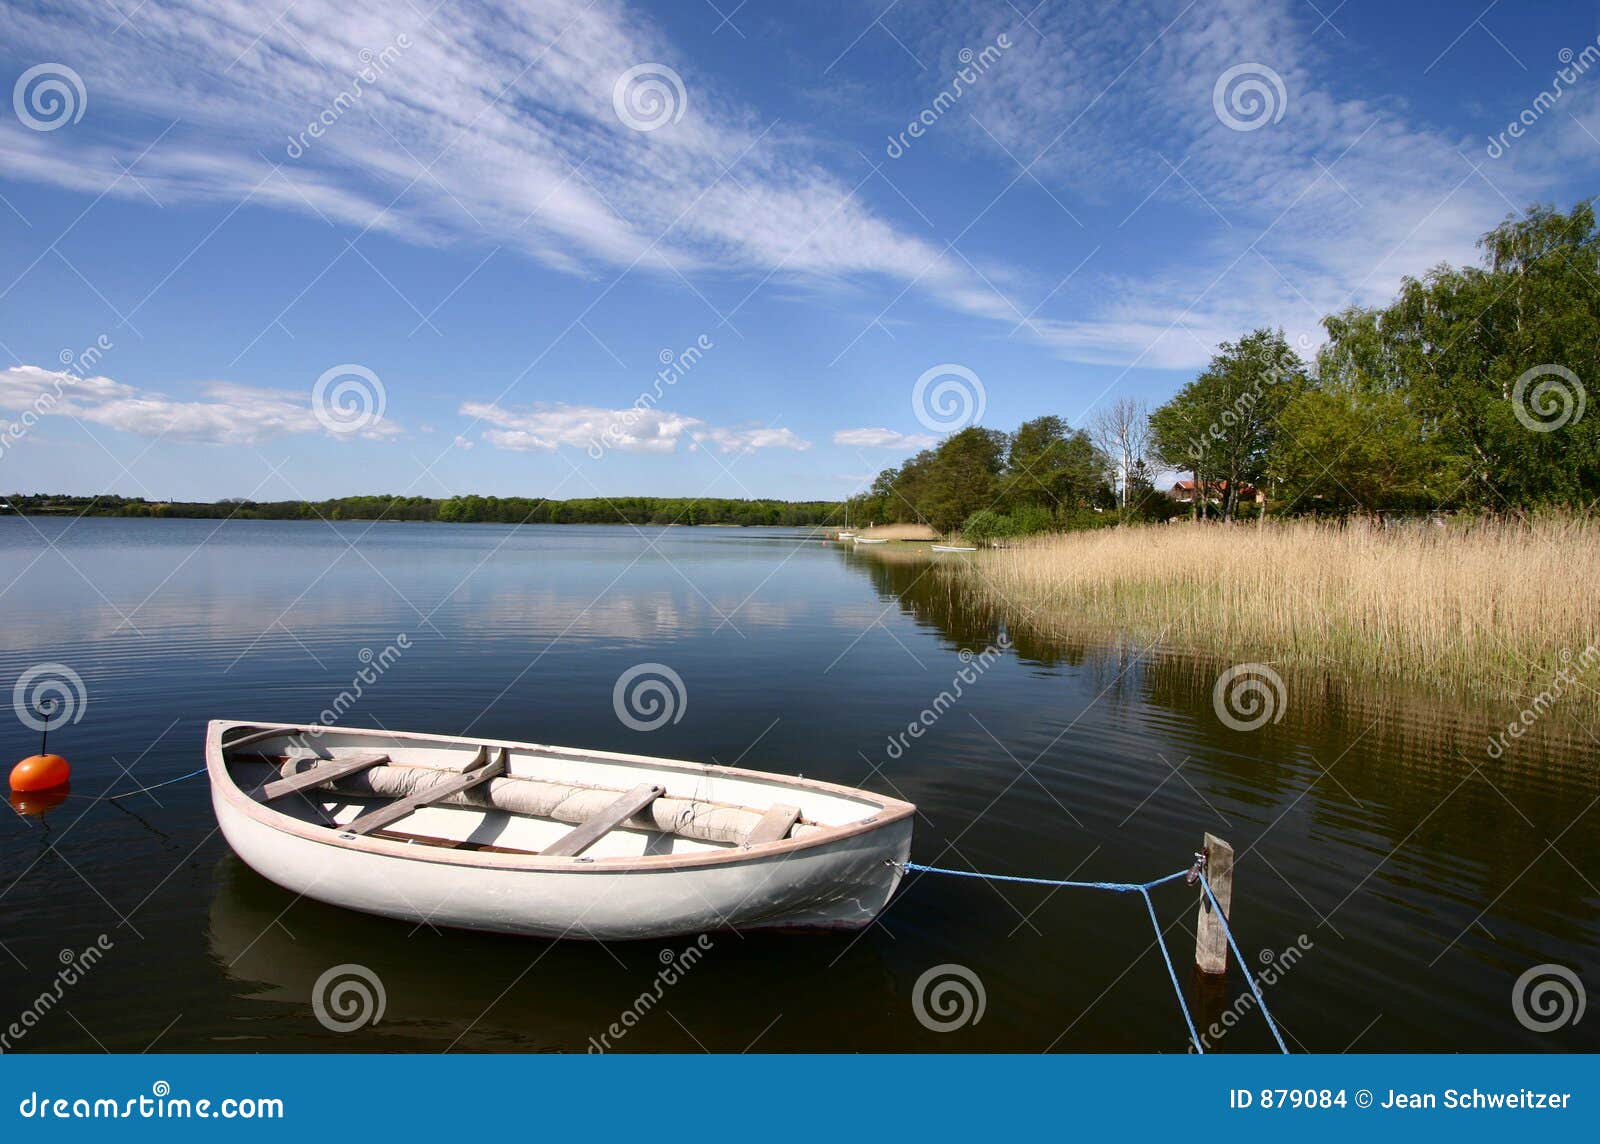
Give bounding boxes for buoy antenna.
[36,697,56,757]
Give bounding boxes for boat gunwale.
[206,719,916,874]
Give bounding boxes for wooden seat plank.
[744,803,801,847]
[259,753,389,802]
[342,750,506,836]
[541,784,664,857]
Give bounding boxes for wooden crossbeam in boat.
[743,803,801,847]
[342,747,505,837]
[258,753,390,802]
[225,726,301,752]
[541,783,664,857]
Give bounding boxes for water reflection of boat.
[207,853,903,1051]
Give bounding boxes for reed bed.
[941,516,1600,699]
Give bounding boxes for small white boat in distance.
[206,720,914,941]
[929,545,977,552]
[853,536,888,544]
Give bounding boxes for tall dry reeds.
[941,515,1600,698]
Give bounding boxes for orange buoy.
[10,753,71,792]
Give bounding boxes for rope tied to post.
[899,857,1289,1054]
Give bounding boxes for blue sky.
[1,0,1598,502]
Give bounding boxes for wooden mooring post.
[1194,832,1234,975]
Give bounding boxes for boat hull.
[207,722,914,941]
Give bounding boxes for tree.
[1003,415,1111,515]
[1372,202,1600,508]
[1150,328,1307,520]
[919,427,1008,532]
[1089,396,1150,513]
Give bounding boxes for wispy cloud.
[0,0,1010,338]
[832,426,937,449]
[463,400,808,454]
[0,365,402,443]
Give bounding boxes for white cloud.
[0,0,1008,337]
[832,427,938,449]
[463,400,808,455]
[0,366,402,443]
[463,401,699,453]
[690,425,811,455]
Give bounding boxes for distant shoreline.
[1,494,844,528]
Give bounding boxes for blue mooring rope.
[901,860,1289,1054]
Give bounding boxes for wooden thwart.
[541,783,664,857]
[343,748,506,837]
[259,753,389,802]
[744,803,801,846]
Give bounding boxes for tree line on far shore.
[852,201,1600,535]
[2,493,842,527]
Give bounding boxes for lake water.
[1,517,1594,1052]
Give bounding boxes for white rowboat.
[929,545,977,552]
[852,537,888,544]
[206,720,914,940]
